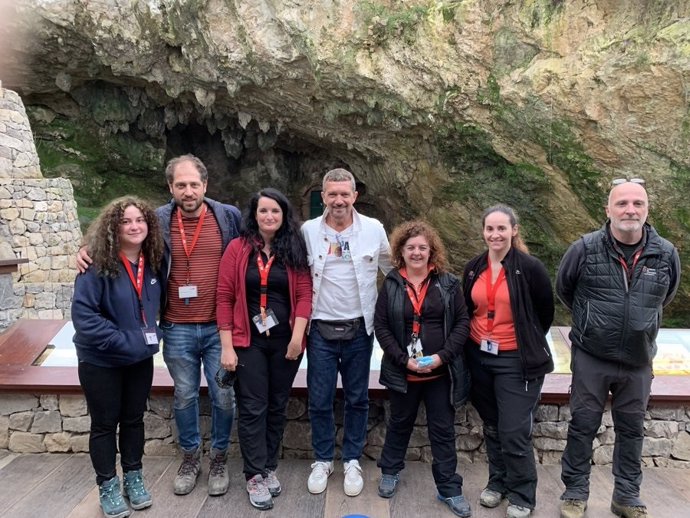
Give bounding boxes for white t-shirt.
[311,224,363,321]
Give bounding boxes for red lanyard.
[485,258,506,335]
[619,249,642,284]
[256,252,276,310]
[401,268,431,338]
[176,204,207,283]
[120,251,147,326]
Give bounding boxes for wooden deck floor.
[0,450,687,518]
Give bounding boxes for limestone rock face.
[1,0,689,321]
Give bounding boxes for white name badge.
[178,285,198,299]
[480,339,499,355]
[406,337,423,358]
[142,327,159,346]
[252,308,278,334]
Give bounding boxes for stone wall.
[2,393,689,470]
[0,84,81,329]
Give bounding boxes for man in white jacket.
[302,168,392,497]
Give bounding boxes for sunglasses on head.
[611,178,645,186]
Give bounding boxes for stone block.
[39,395,59,411]
[0,394,37,415]
[645,420,679,438]
[31,410,61,433]
[45,432,71,452]
[559,406,572,422]
[366,421,386,447]
[70,434,90,452]
[282,420,312,450]
[671,431,690,461]
[60,395,87,417]
[148,396,174,419]
[642,437,673,457]
[654,457,690,469]
[63,416,91,433]
[9,411,33,431]
[648,407,682,420]
[533,421,569,439]
[456,433,483,452]
[144,413,171,439]
[533,437,567,452]
[593,444,614,465]
[597,428,616,446]
[285,397,307,420]
[541,450,563,465]
[535,404,559,422]
[9,431,46,453]
[0,415,9,448]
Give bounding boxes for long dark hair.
[241,188,309,271]
[481,204,529,254]
[85,196,164,277]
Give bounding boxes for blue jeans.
[307,321,373,462]
[161,321,235,452]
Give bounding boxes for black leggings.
[78,357,154,485]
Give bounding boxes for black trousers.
[561,346,652,506]
[377,374,463,498]
[467,343,543,509]
[78,357,154,485]
[235,335,302,479]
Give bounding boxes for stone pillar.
[0,83,81,329]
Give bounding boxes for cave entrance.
[164,119,355,221]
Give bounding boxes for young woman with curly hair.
[216,188,312,511]
[374,220,472,517]
[72,196,164,518]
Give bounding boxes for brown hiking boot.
[560,499,587,518]
[611,501,649,518]
[174,448,201,495]
[207,448,229,496]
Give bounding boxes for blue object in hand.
[417,356,434,368]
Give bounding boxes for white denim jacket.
[301,209,392,335]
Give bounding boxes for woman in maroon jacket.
[216,188,312,511]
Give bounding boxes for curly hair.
[85,196,164,277]
[389,220,448,273]
[481,204,530,254]
[241,188,309,271]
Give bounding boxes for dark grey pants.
[561,347,652,506]
[467,344,543,509]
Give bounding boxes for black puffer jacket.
[463,247,555,380]
[375,270,471,407]
[557,222,680,367]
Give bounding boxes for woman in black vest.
[462,204,554,518]
[374,220,471,518]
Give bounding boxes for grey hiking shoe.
[437,494,472,518]
[479,488,503,508]
[507,504,532,518]
[611,501,648,518]
[265,470,281,497]
[174,447,201,495]
[247,474,274,510]
[560,499,587,518]
[208,448,229,496]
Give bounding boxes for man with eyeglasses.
[556,179,680,518]
[301,168,392,497]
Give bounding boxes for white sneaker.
[307,461,333,494]
[343,459,364,496]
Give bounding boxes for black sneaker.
[378,473,400,498]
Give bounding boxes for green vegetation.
[30,111,168,231]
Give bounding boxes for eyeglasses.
[611,178,645,186]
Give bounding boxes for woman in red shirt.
[216,188,312,511]
[462,205,554,518]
